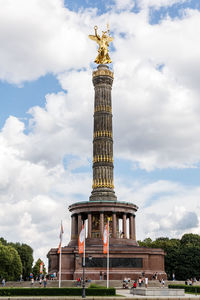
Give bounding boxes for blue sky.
[1,0,200,263]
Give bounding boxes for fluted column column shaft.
[133,215,136,240]
[78,214,82,236]
[100,213,104,238]
[88,213,92,238]
[123,214,127,239]
[129,215,134,240]
[71,215,76,239]
[112,213,117,238]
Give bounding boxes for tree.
[11,243,34,280]
[0,242,22,281]
[32,258,46,278]
[181,233,200,247]
[138,234,200,280]
[0,237,34,280]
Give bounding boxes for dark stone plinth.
[89,188,117,202]
[47,243,166,280]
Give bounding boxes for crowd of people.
[123,274,166,289]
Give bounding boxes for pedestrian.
[138,277,142,287]
[39,278,42,286]
[31,278,34,285]
[2,279,5,287]
[133,280,137,288]
[172,273,175,281]
[43,277,47,288]
[162,279,165,288]
[145,277,148,288]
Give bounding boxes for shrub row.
[169,284,200,294]
[0,287,116,297]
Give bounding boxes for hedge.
[169,284,200,294]
[0,287,116,297]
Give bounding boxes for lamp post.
[82,225,86,298]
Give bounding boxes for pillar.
[78,214,82,236]
[71,214,76,239]
[123,213,127,239]
[100,212,104,237]
[112,212,117,238]
[90,64,117,202]
[129,214,134,239]
[88,213,92,238]
[133,215,136,240]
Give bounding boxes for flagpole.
[82,224,86,298]
[59,245,62,288]
[58,220,63,289]
[107,219,110,289]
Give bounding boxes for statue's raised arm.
[89,25,114,64]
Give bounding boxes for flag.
[79,224,85,254]
[39,261,44,273]
[57,221,64,254]
[103,224,108,254]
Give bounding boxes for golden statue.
[89,24,114,64]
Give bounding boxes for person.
[172,273,175,281]
[138,277,142,287]
[77,277,81,286]
[123,278,128,289]
[145,277,148,289]
[2,279,5,287]
[133,280,137,288]
[100,271,102,280]
[31,278,34,285]
[162,279,165,288]
[43,277,47,288]
[39,278,42,286]
[20,274,23,282]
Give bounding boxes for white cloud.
[116,178,200,240]
[113,0,135,10]
[0,0,95,84]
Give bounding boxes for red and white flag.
[103,224,108,254]
[79,224,85,254]
[39,261,44,273]
[57,221,64,254]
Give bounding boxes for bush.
[0,287,116,297]
[88,283,105,289]
[169,284,200,294]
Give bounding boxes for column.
[88,213,92,238]
[112,212,117,238]
[129,215,134,239]
[71,214,76,239]
[133,215,136,240]
[78,214,82,236]
[123,214,127,239]
[100,212,104,238]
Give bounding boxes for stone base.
[47,243,166,281]
[130,288,185,296]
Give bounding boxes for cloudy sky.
[1,0,200,267]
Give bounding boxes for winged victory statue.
[89,24,114,64]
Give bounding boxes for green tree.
[180,233,200,247]
[138,237,153,247]
[0,242,22,281]
[32,258,46,278]
[176,246,200,280]
[11,243,34,280]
